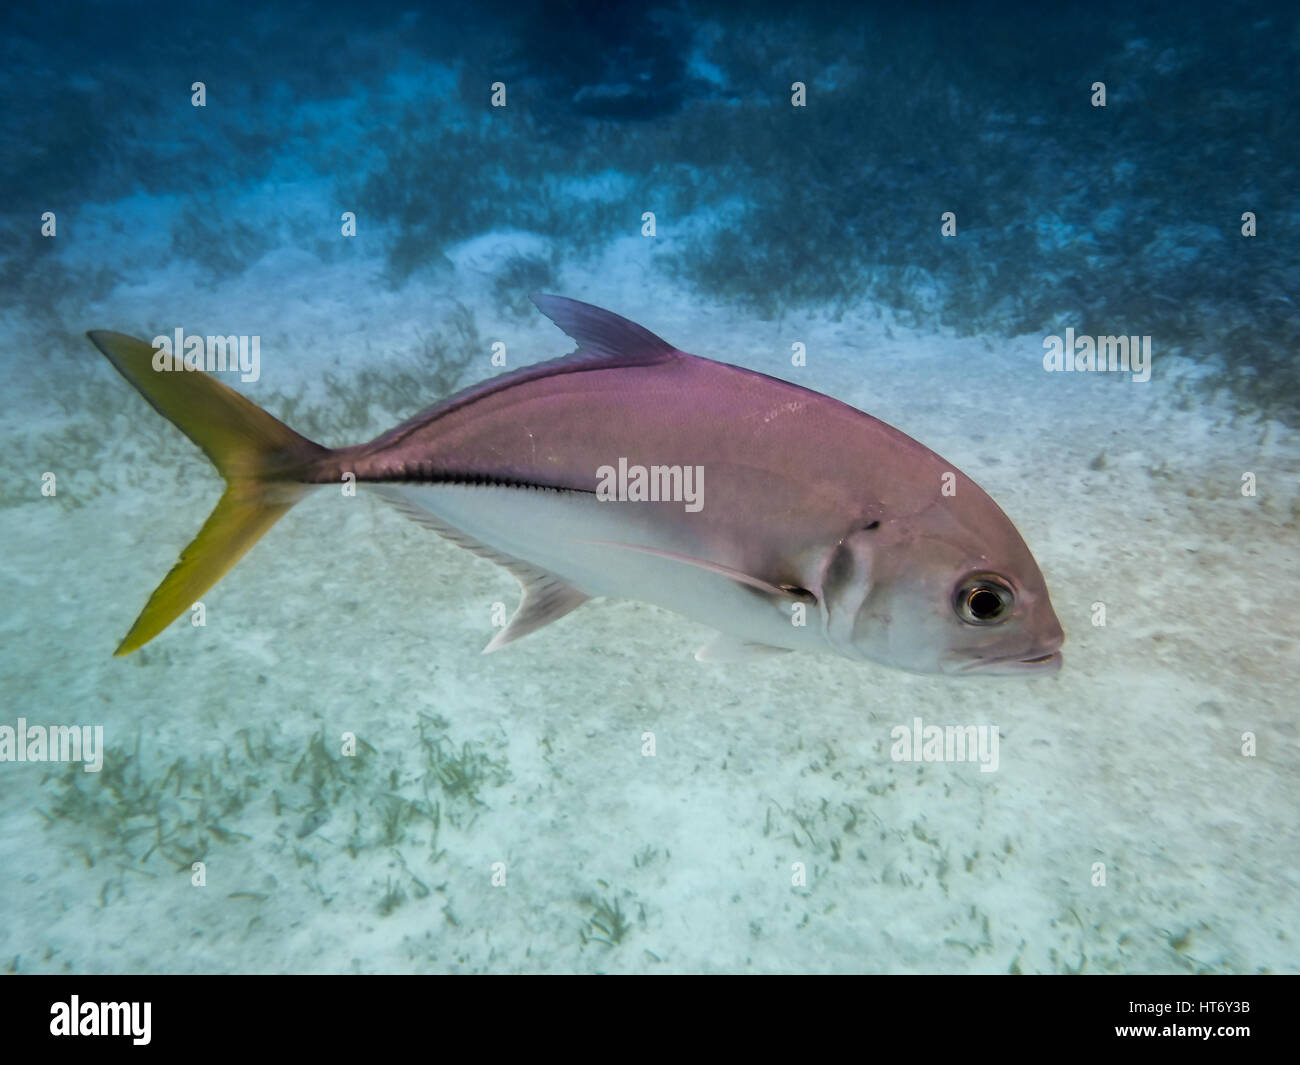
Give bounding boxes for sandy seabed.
[0,240,1296,974]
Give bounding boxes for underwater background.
[1,0,1296,974]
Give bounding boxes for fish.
[86,295,1064,675]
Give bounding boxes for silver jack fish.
[87,296,1063,675]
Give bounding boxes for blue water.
[0,0,1295,973]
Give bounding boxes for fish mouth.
[959,647,1064,675]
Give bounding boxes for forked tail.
[86,331,331,654]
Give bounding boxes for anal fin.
[483,573,589,653]
[373,485,590,652]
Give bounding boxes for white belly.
[389,482,827,653]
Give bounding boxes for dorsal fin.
[531,294,679,360]
[359,297,678,458]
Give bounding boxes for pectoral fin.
[572,538,813,602]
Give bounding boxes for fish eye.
[954,574,1014,625]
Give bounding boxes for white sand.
[0,224,1296,974]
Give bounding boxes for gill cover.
[814,524,878,657]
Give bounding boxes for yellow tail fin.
[86,331,329,655]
